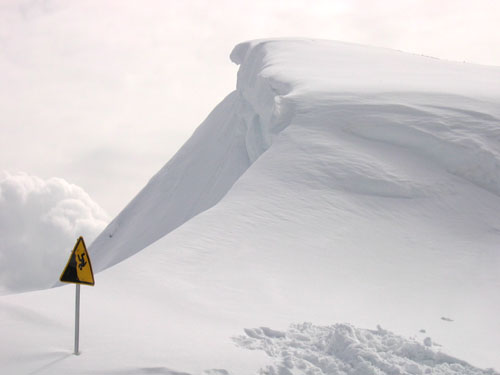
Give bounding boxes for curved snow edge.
[232,41,295,163]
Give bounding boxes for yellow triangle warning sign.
[60,237,95,286]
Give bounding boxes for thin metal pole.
[74,284,80,355]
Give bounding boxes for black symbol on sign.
[77,253,87,271]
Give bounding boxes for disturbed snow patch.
[234,323,498,375]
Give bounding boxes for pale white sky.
[1,0,499,216]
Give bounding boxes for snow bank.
[89,91,253,270]
[235,323,498,375]
[231,39,500,97]
[90,39,500,271]
[0,171,107,294]
[231,39,500,197]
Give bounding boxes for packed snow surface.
[2,39,500,374]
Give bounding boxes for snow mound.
[89,39,500,273]
[235,323,498,375]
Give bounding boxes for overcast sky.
[1,0,500,218]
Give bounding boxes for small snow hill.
[1,39,500,374]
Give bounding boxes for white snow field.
[2,39,500,374]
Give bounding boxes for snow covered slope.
[2,40,500,374]
[89,39,500,272]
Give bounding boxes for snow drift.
[2,39,500,374]
[89,39,500,272]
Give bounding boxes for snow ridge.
[88,42,296,271]
[89,91,252,270]
[232,39,500,198]
[89,38,500,277]
[235,323,499,375]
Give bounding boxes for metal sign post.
[74,284,81,355]
[59,237,95,355]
